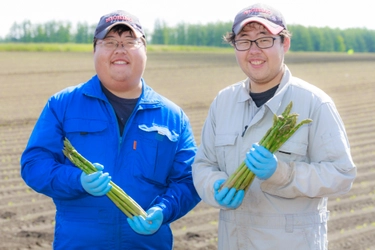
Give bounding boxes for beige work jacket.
[192,65,356,250]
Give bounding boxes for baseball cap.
[232,3,287,35]
[94,10,145,39]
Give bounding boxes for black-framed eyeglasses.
[234,37,279,51]
[97,38,143,51]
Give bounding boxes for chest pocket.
[214,134,238,173]
[132,124,179,186]
[63,119,109,160]
[276,139,308,162]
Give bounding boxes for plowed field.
[1,51,375,250]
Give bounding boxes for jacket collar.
[238,78,252,103]
[265,65,292,115]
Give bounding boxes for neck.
[250,66,285,93]
[102,80,142,99]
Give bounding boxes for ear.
[283,36,291,53]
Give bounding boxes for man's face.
[94,30,147,97]
[234,22,290,92]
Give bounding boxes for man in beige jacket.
[192,3,356,250]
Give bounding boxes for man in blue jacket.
[21,10,200,250]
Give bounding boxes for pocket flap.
[138,124,179,142]
[215,134,237,147]
[64,119,108,133]
[278,139,307,156]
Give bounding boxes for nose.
[114,43,127,53]
[249,41,261,53]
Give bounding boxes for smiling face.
[234,22,290,93]
[94,28,147,98]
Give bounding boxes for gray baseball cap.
[94,10,145,39]
[232,3,287,35]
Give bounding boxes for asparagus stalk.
[220,101,312,192]
[62,138,147,218]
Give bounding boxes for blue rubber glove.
[245,143,277,180]
[80,163,112,196]
[214,179,244,209]
[127,206,163,235]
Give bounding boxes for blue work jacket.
[21,75,200,249]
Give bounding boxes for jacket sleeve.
[261,101,357,198]
[192,99,229,208]
[151,112,201,224]
[20,95,85,199]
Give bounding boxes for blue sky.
[1,0,372,38]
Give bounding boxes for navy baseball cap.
[94,10,145,39]
[232,3,287,35]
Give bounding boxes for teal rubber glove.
[80,163,112,196]
[214,179,244,209]
[245,143,277,180]
[127,206,163,235]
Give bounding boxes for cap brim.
[95,21,143,39]
[234,17,284,35]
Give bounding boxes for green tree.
[334,34,346,52]
[75,22,93,43]
[2,19,375,53]
[175,23,187,45]
[7,21,28,42]
[151,19,166,44]
[321,27,335,52]
[289,25,313,51]
[343,28,367,52]
[33,24,47,42]
[56,22,72,43]
[363,30,375,52]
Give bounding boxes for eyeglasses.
[234,37,279,51]
[97,38,143,51]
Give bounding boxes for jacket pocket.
[133,124,179,186]
[214,134,238,173]
[275,139,308,162]
[63,118,109,159]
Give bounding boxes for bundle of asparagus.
[220,101,312,191]
[62,138,147,219]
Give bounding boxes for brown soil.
[1,51,375,250]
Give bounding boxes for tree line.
[1,19,374,53]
